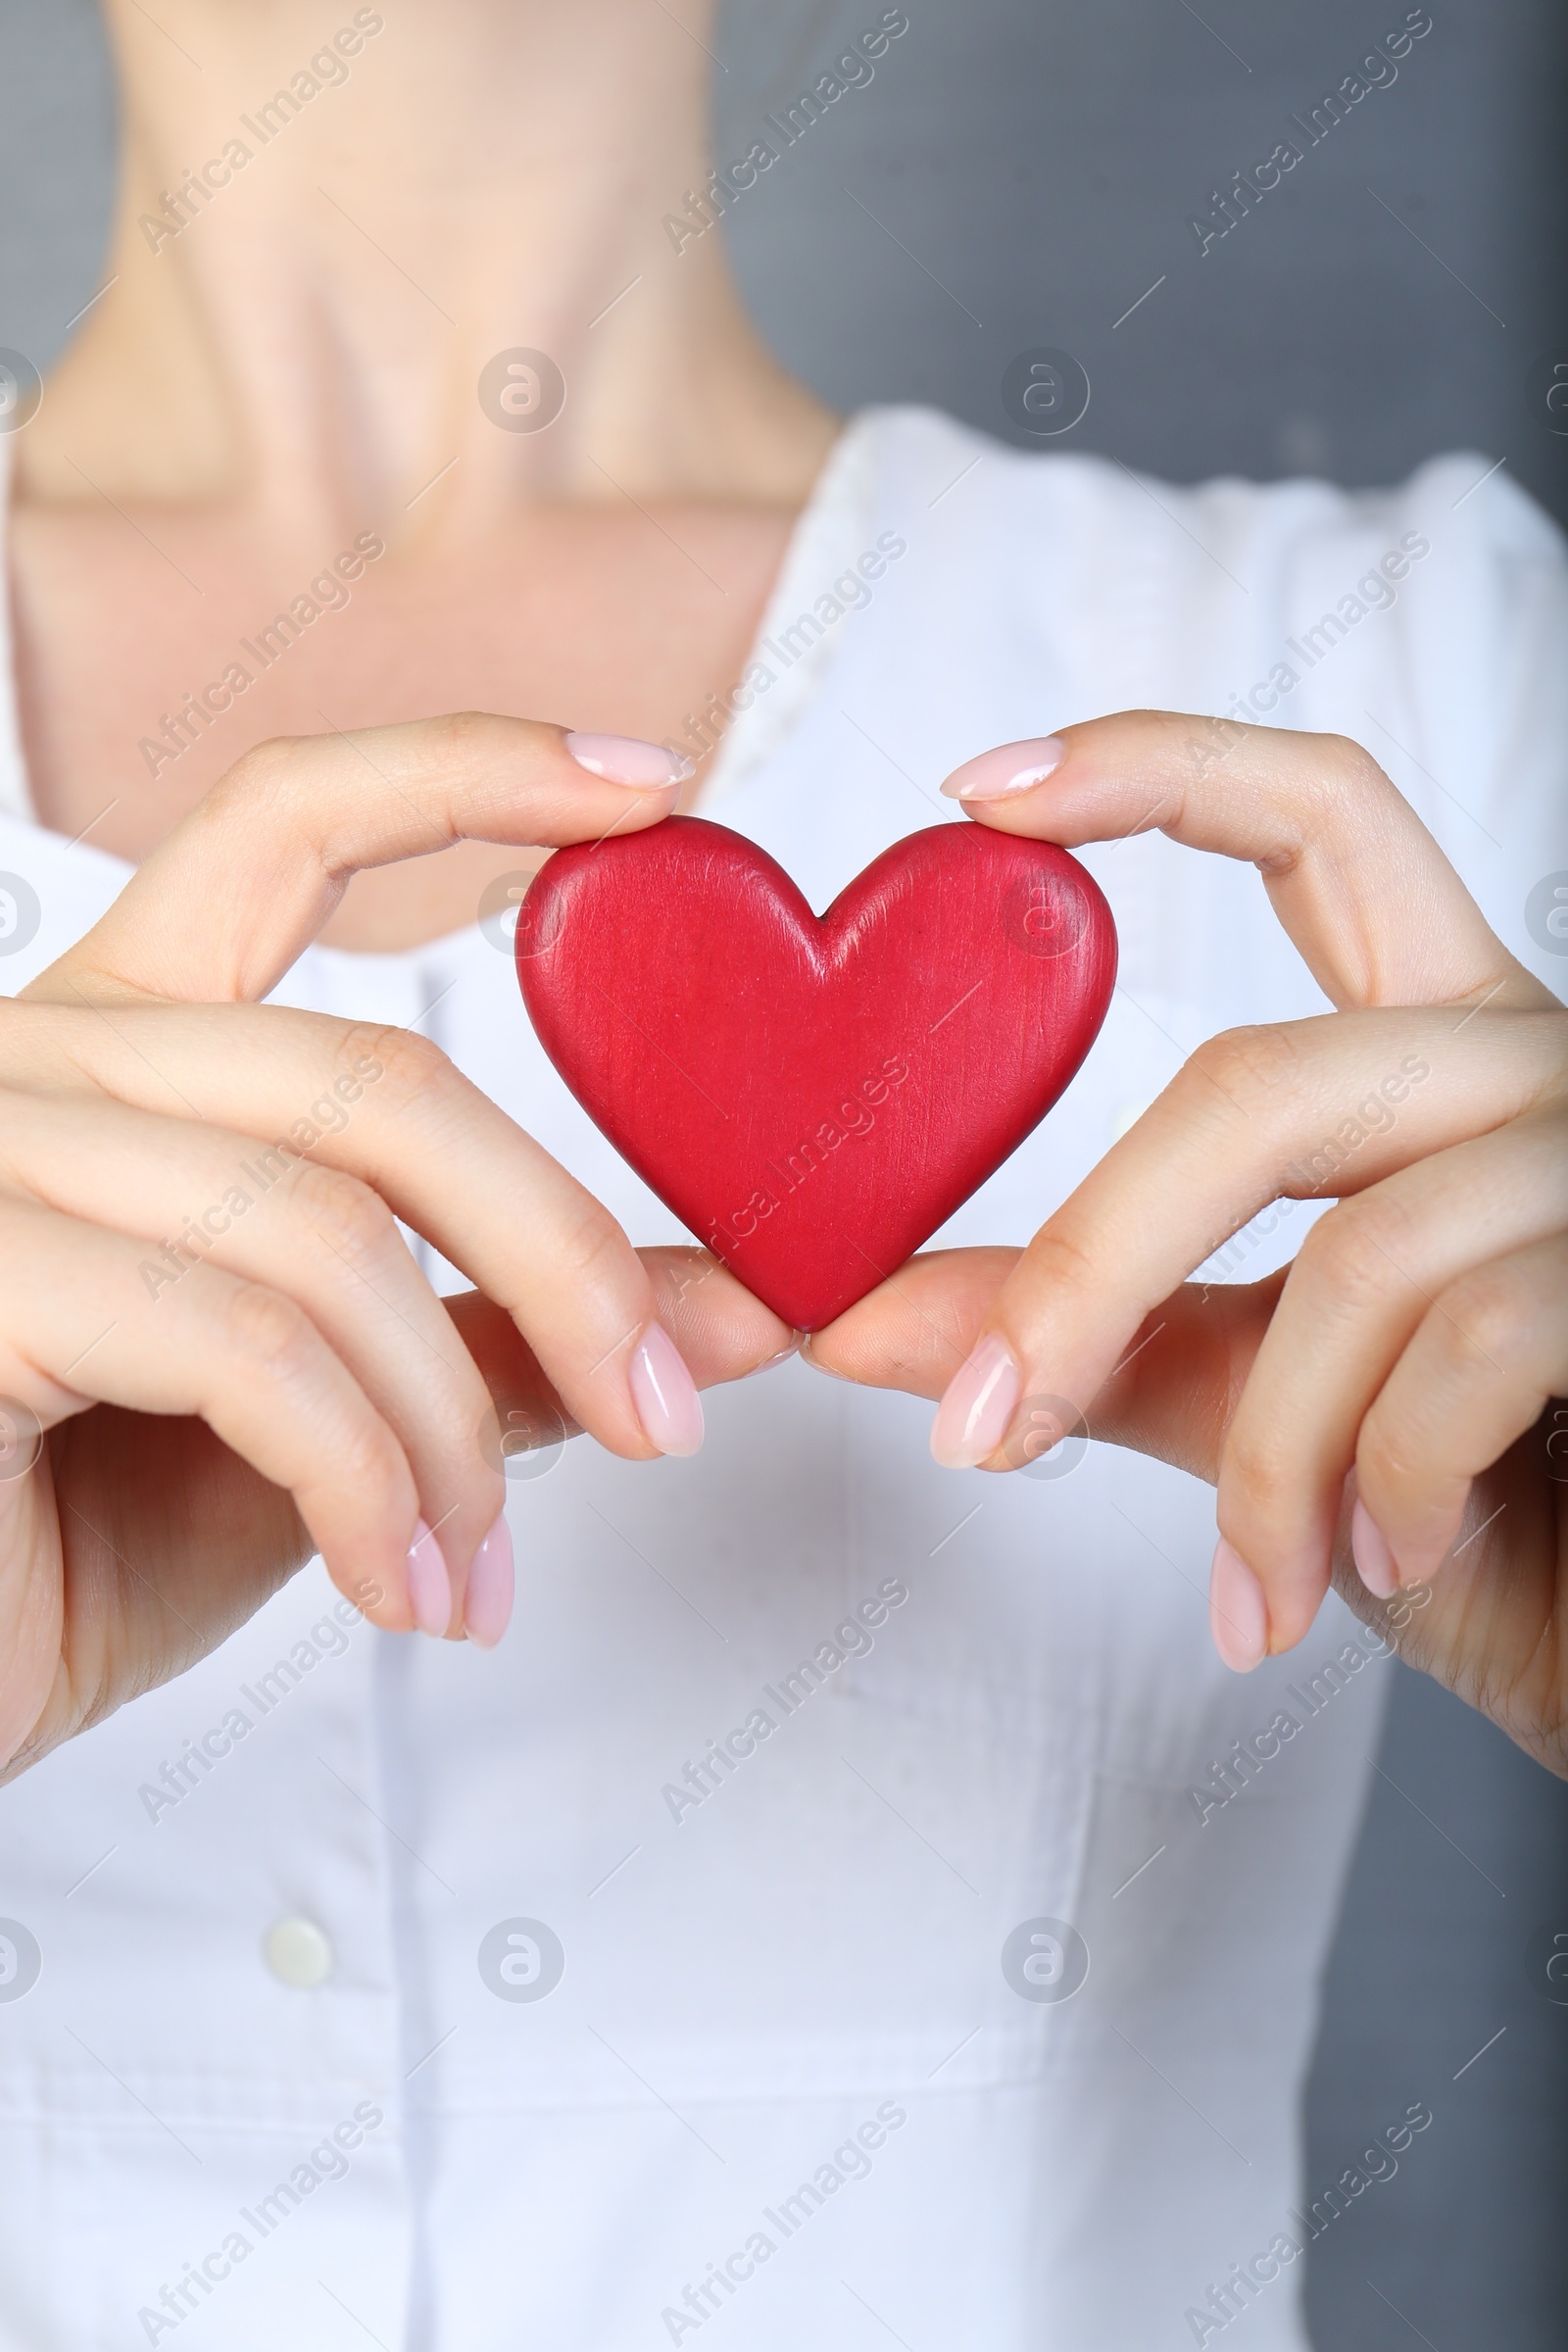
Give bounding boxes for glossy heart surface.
[517,816,1116,1330]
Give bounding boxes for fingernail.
[1350,1498,1399,1599]
[743,1338,802,1379]
[629,1322,705,1456]
[464,1511,514,1648]
[564,731,693,789]
[1208,1538,1268,1672]
[940,735,1066,802]
[930,1333,1021,1469]
[406,1517,453,1638]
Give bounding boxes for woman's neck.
[20,0,837,540]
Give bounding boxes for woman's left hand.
[808,711,1568,1776]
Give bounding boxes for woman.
[0,2,1562,2345]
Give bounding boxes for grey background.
[714,0,1568,522]
[2,2,1565,2346]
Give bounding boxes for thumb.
[806,1247,1284,1486]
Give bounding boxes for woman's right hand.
[0,715,792,1781]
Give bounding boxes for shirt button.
[263,1916,334,1987]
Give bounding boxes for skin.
[13,0,837,941]
[810,716,1568,1778]
[3,5,1562,1778]
[3,0,822,1774]
[0,718,793,1778]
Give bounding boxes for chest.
[8,502,792,948]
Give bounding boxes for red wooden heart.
[517,816,1116,1330]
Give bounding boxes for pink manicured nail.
[564,731,693,789]
[1208,1538,1268,1672]
[629,1322,705,1456]
[1350,1498,1400,1599]
[406,1517,453,1638]
[940,735,1066,801]
[465,1511,514,1648]
[930,1334,1021,1469]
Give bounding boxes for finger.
[1353,1231,1568,1591]
[808,1247,1283,1486]
[941,712,1558,1014]
[446,1247,796,1451]
[1,1004,701,1461]
[926,1005,1564,1470]
[805,1248,1016,1398]
[1216,1107,1568,1650]
[639,1247,798,1382]
[0,1085,505,1633]
[1327,1446,1565,1778]
[28,716,686,1007]
[0,1195,424,1633]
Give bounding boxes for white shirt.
[0,411,1562,2352]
